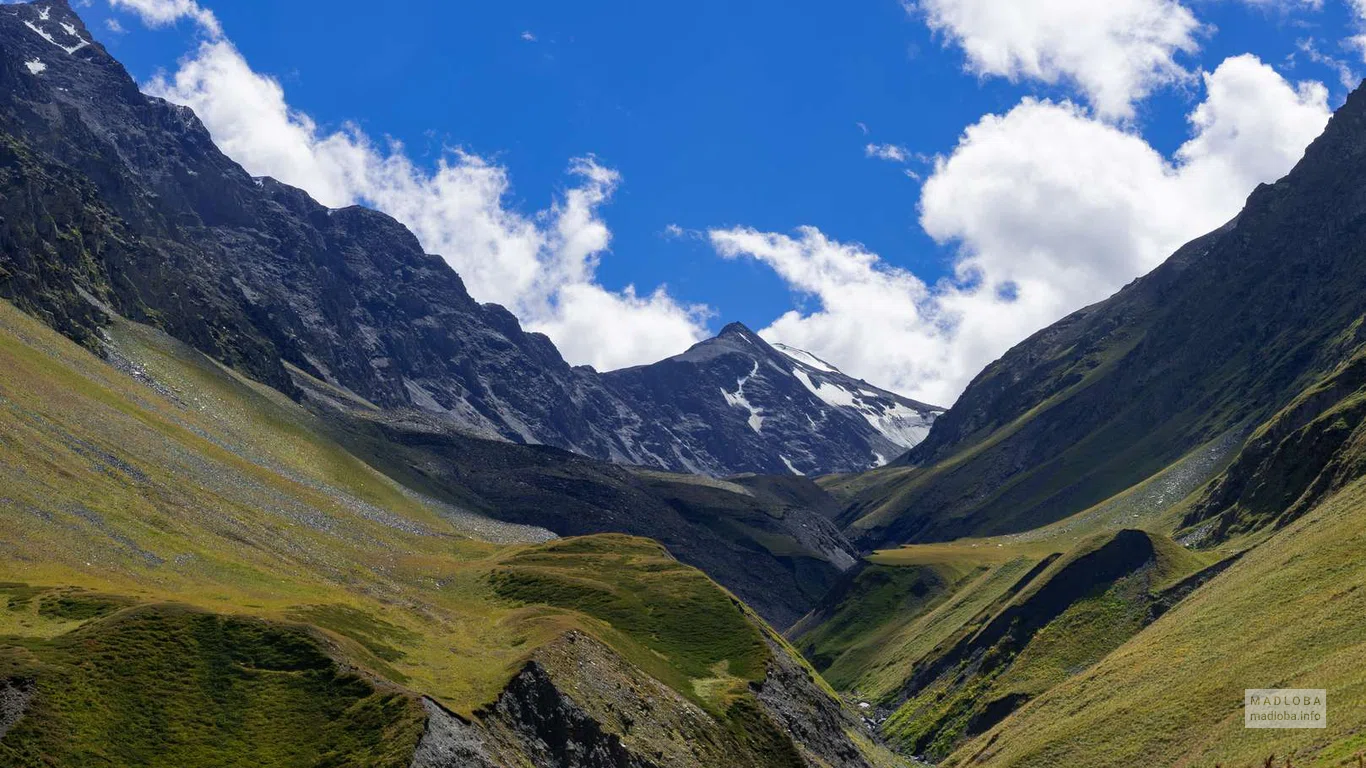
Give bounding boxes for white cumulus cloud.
[909,0,1204,119]
[108,0,221,38]
[142,40,708,371]
[713,55,1330,406]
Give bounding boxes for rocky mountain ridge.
[602,322,941,476]
[0,0,934,479]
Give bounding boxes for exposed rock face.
[411,700,503,768]
[752,638,876,768]
[412,631,888,768]
[412,667,653,768]
[0,679,33,740]
[0,0,933,478]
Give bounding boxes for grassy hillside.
[0,603,425,768]
[945,475,1366,767]
[0,299,892,766]
[792,521,1236,762]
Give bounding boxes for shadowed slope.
[840,80,1366,548]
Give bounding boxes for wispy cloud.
[1295,37,1359,90]
[864,143,911,163]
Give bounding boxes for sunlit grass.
[0,299,781,735]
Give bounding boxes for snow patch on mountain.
[721,361,766,433]
[861,401,937,450]
[792,368,857,408]
[24,13,90,55]
[773,342,839,374]
[791,362,940,450]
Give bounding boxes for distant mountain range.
[0,0,935,480]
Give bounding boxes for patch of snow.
[773,342,840,374]
[721,361,765,433]
[24,18,90,55]
[860,401,936,449]
[24,58,46,74]
[781,456,805,476]
[38,6,50,21]
[792,368,858,408]
[793,368,937,449]
[872,452,887,467]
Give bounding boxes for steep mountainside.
[838,77,1366,548]
[0,295,902,767]
[938,476,1366,768]
[602,323,941,476]
[0,0,928,478]
[790,76,1366,768]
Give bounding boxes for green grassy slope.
[0,604,424,768]
[0,299,885,766]
[790,562,961,689]
[945,476,1366,768]
[876,531,1211,760]
[1179,342,1366,545]
[792,528,1225,763]
[799,306,1366,766]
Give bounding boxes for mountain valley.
[4,1,1366,767]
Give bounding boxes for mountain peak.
[718,321,760,339]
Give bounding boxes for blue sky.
[83,0,1363,404]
